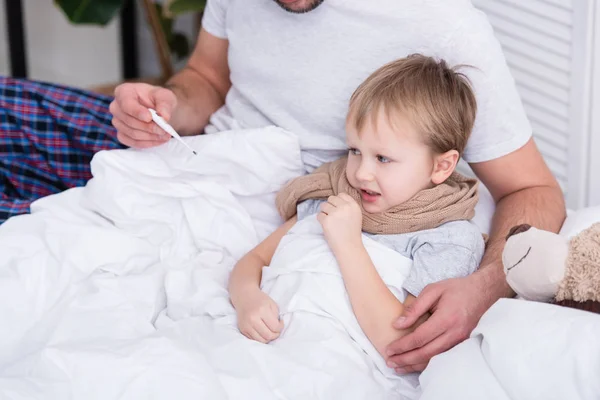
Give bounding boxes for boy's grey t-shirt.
[297,199,485,296]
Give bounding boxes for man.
[1,0,565,373]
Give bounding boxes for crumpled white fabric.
[0,127,420,399]
[420,298,600,400]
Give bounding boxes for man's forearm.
[165,67,226,136]
[477,184,566,299]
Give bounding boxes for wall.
[587,2,600,207]
[472,0,596,210]
[0,1,9,75]
[1,0,199,85]
[23,0,122,87]
[0,1,122,88]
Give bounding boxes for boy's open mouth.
[360,189,380,202]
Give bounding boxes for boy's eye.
[377,155,391,163]
[348,148,361,156]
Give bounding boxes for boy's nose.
[355,162,375,182]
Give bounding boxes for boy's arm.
[228,216,297,306]
[334,224,483,361]
[318,194,424,359]
[387,140,566,373]
[334,243,427,359]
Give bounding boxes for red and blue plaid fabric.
[0,76,124,224]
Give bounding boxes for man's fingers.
[152,88,177,121]
[113,83,177,123]
[394,287,440,329]
[388,332,456,370]
[116,131,168,149]
[387,313,446,356]
[117,91,153,123]
[111,106,168,139]
[395,363,429,375]
[113,119,170,145]
[111,83,180,149]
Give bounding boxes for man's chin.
[274,0,325,14]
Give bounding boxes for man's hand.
[109,83,178,148]
[385,269,498,374]
[318,194,363,253]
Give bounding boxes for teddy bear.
[502,222,600,314]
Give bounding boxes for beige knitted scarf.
[276,157,480,235]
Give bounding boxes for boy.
[228,54,484,360]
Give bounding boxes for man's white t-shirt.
[202,0,531,171]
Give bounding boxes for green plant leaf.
[168,0,206,16]
[54,0,124,26]
[169,33,190,60]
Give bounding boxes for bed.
[0,128,598,399]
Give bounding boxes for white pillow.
[560,205,600,239]
[421,299,600,400]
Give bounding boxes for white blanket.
[0,127,419,399]
[419,206,600,400]
[2,127,598,400]
[420,299,600,400]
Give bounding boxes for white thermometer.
[148,108,197,156]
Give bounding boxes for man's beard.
[273,0,325,14]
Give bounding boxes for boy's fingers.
[327,195,344,206]
[320,202,334,215]
[262,312,283,333]
[247,327,268,343]
[254,321,277,342]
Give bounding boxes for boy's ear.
[431,150,459,185]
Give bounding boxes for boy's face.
[345,109,436,214]
[273,0,325,13]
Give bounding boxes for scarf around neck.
[275,157,479,235]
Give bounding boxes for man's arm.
[110,28,230,148]
[166,28,231,136]
[470,138,566,299]
[386,138,566,374]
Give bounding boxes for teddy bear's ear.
[505,224,532,241]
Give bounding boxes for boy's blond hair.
[348,54,477,156]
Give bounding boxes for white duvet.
[1,127,598,400]
[0,128,419,399]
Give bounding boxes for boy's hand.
[318,193,363,253]
[235,288,284,343]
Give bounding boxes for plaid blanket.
[0,77,124,223]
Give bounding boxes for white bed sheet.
[0,127,420,399]
[0,127,598,399]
